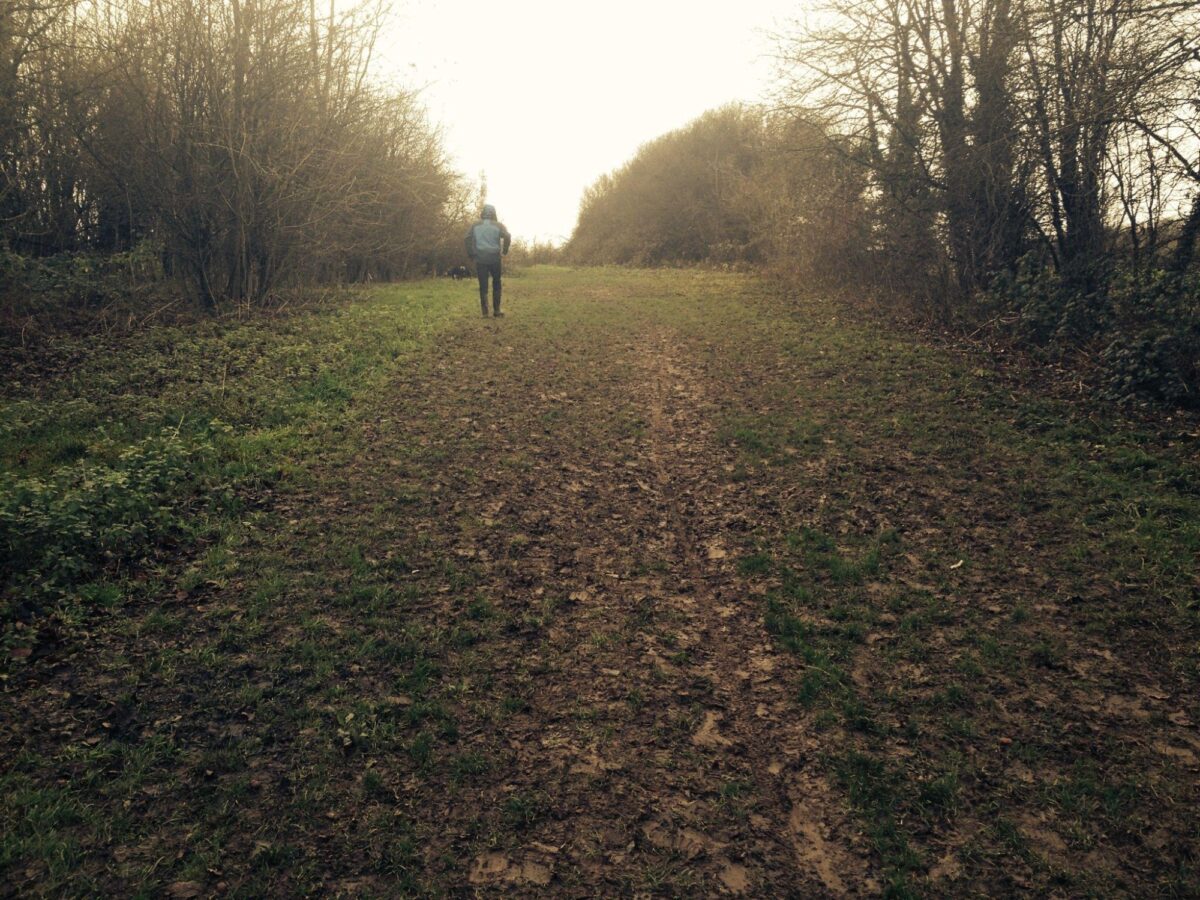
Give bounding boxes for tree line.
[567,0,1200,405]
[1,0,471,310]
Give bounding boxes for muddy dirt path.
[340,315,877,895]
[6,269,1196,897]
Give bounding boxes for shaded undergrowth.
[1,282,467,642]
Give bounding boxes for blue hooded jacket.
[465,205,511,265]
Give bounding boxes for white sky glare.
[379,0,797,245]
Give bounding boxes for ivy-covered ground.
[2,267,1198,896]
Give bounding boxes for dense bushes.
[1099,278,1200,407]
[507,240,561,268]
[567,107,766,266]
[0,243,170,329]
[980,262,1200,406]
[565,107,869,277]
[1,0,470,311]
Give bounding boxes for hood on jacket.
[481,204,497,221]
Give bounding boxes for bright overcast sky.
[378,0,798,245]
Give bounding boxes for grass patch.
[833,751,923,895]
[1,282,466,631]
[3,266,1196,896]
[737,552,774,576]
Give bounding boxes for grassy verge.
[2,281,468,649]
[2,278,481,894]
[713,290,1200,895]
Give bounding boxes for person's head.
[481,204,497,221]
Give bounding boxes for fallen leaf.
[929,851,963,881]
[1137,685,1170,701]
[693,711,733,748]
[1153,742,1199,766]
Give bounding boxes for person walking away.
[465,204,511,317]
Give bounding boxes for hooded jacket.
[465,205,511,265]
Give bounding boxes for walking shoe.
[492,311,504,318]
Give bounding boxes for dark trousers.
[477,261,502,312]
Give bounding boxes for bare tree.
[2,0,465,309]
[775,0,1199,306]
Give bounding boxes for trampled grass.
[2,266,1197,895]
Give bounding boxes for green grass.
[1,281,467,624]
[1,277,478,892]
[2,266,1197,896]
[711,269,1199,894]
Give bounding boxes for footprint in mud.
[468,852,553,887]
[692,710,734,748]
[787,774,878,895]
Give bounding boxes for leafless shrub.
[2,0,465,310]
